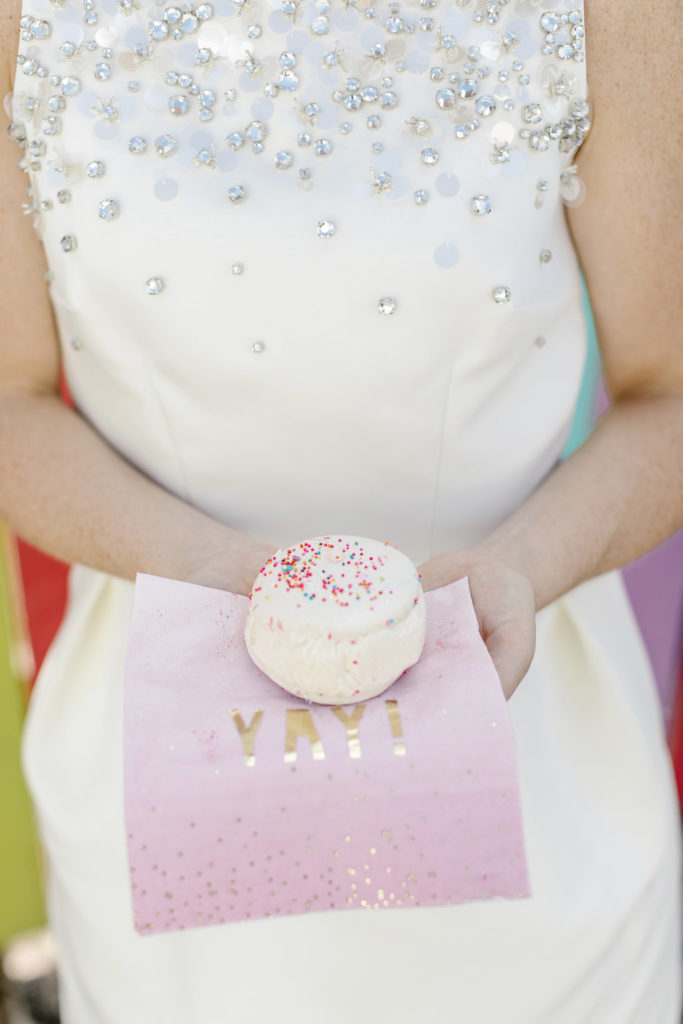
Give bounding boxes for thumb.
[482,617,536,700]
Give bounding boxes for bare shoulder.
[1,0,25,94]
[582,0,680,118]
[0,0,61,397]
[566,0,683,401]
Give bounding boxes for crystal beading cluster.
[5,0,591,316]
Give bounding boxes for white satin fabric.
[9,0,682,1015]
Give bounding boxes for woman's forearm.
[473,392,683,612]
[0,391,273,595]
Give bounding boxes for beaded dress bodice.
[6,0,591,563]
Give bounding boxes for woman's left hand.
[416,548,537,701]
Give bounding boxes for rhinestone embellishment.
[98,198,120,220]
[471,194,491,216]
[155,134,177,157]
[316,219,336,238]
[146,277,165,294]
[7,0,593,318]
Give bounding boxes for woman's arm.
[0,30,276,595]
[418,0,683,694]
[489,0,683,609]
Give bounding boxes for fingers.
[484,618,536,700]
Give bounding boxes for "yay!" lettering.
[229,700,406,767]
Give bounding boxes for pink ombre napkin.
[123,573,530,936]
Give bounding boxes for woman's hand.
[183,535,279,597]
[416,548,537,701]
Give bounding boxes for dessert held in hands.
[244,535,426,705]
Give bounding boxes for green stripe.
[0,527,46,947]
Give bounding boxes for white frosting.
[244,535,426,704]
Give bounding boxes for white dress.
[7,0,682,1018]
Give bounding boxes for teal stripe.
[561,269,601,460]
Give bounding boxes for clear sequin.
[471,194,491,215]
[146,276,165,294]
[474,95,496,117]
[98,198,120,220]
[169,95,189,116]
[456,79,477,100]
[226,131,245,151]
[155,134,178,157]
[251,340,265,353]
[370,168,392,193]
[91,98,120,123]
[195,147,216,168]
[246,121,266,144]
[41,116,61,136]
[60,75,81,96]
[378,296,396,315]
[434,88,455,110]
[420,148,439,165]
[406,117,431,138]
[231,263,244,275]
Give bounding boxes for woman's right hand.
[183,534,279,597]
